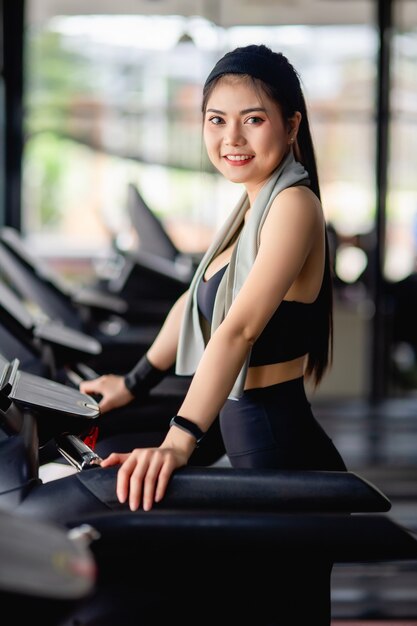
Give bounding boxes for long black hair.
[202,44,333,386]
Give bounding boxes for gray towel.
[175,150,309,399]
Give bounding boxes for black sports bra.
[196,264,319,366]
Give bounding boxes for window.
[386,0,417,281]
[23,6,377,285]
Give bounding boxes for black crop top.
[197,264,319,366]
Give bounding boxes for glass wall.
[387,0,417,392]
[21,1,382,399]
[388,0,417,281]
[22,15,226,260]
[22,8,377,269]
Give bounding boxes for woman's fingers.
[154,457,177,504]
[79,375,133,414]
[116,450,153,509]
[142,450,170,511]
[115,448,183,512]
[79,378,100,395]
[95,394,113,414]
[124,451,150,511]
[100,452,129,468]
[79,377,108,410]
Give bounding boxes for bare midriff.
[244,355,306,390]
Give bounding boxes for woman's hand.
[79,374,134,414]
[100,446,189,511]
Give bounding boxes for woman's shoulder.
[277,183,320,204]
[269,184,322,223]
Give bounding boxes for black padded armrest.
[165,467,391,512]
[15,466,391,527]
[76,466,391,514]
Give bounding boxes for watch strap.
[169,415,205,445]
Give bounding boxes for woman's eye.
[246,116,263,124]
[209,116,223,125]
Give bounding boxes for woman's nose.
[224,123,245,146]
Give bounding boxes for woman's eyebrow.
[206,107,267,115]
[240,107,267,115]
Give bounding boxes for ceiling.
[27,0,377,28]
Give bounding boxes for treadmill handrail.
[76,465,392,514]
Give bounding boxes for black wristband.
[124,354,166,398]
[169,415,205,446]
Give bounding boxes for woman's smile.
[223,154,255,166]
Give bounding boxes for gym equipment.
[0,230,166,370]
[1,358,416,625]
[0,224,188,329]
[12,464,417,626]
[0,354,99,450]
[0,509,97,626]
[0,279,103,380]
[126,182,203,272]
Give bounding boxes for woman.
[80,44,346,514]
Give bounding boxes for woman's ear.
[287,111,302,145]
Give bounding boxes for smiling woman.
[81,42,346,503]
[76,44,347,625]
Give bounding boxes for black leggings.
[220,376,347,471]
[219,377,346,625]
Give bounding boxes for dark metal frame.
[2,0,24,231]
[369,0,392,403]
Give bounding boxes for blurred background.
[3,0,417,401]
[1,0,417,621]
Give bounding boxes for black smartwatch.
[169,415,205,446]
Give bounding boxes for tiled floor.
[313,395,417,621]
[212,394,417,621]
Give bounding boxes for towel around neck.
[175,150,309,399]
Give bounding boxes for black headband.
[204,46,288,91]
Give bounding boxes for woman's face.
[203,76,300,199]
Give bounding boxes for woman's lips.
[223,155,254,166]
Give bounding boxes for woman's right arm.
[79,289,190,413]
